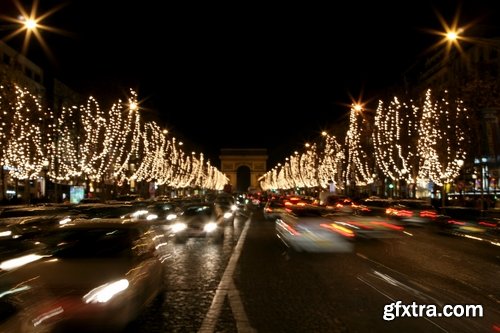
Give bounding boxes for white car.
[276,206,353,253]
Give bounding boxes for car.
[234,194,250,216]
[385,199,438,226]
[127,201,183,223]
[263,197,287,221]
[324,209,405,239]
[168,203,225,243]
[72,203,137,219]
[0,205,73,220]
[0,219,167,332]
[266,195,321,219]
[275,206,354,253]
[433,206,499,243]
[213,194,237,224]
[355,198,395,217]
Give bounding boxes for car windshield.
[41,228,138,258]
[183,205,213,216]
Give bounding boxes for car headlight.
[132,210,148,218]
[204,222,218,233]
[171,222,187,233]
[146,214,158,220]
[231,205,238,211]
[223,212,233,219]
[83,279,129,304]
[166,213,177,221]
[0,254,48,271]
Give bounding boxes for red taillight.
[479,221,497,228]
[386,208,412,217]
[420,211,437,218]
[448,220,465,225]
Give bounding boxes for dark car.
[168,203,224,243]
[434,206,499,241]
[213,194,237,224]
[0,219,167,332]
[127,201,183,223]
[263,198,287,221]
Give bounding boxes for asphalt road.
[125,207,499,332]
[235,210,500,333]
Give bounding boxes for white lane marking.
[198,215,256,333]
[357,276,449,332]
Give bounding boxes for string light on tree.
[417,89,467,186]
[373,96,420,185]
[345,103,375,186]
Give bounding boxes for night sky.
[1,0,498,167]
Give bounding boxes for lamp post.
[480,157,488,210]
[457,159,464,201]
[42,160,49,201]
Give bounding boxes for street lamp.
[1,2,65,55]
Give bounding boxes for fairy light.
[373,96,420,184]
[0,82,17,170]
[345,103,374,186]
[417,89,467,185]
[260,132,344,192]
[3,86,51,180]
[1,81,227,193]
[318,132,344,190]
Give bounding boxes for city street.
[126,208,499,332]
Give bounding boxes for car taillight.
[478,221,497,228]
[420,211,437,218]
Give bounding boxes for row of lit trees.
[260,88,468,196]
[0,81,228,200]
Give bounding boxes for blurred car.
[1,216,75,241]
[0,219,167,332]
[264,195,317,221]
[263,198,287,221]
[169,203,224,243]
[234,194,250,216]
[355,198,395,217]
[214,194,237,224]
[0,224,46,261]
[434,206,499,243]
[321,195,356,212]
[276,206,353,253]
[324,210,405,239]
[385,199,438,226]
[127,201,183,223]
[0,205,74,222]
[72,204,136,219]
